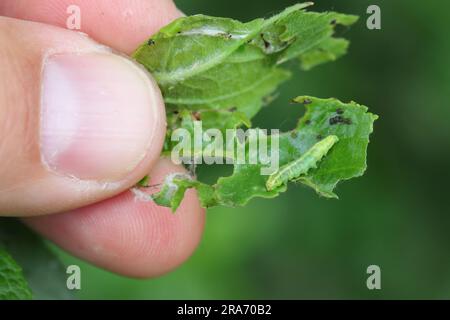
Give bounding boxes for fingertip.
[23,159,206,278]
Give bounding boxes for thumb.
[0,17,166,216]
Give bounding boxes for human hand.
[0,0,205,277]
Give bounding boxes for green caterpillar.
[266,135,339,191]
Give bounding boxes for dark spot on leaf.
[229,107,237,112]
[305,120,311,125]
[147,39,155,46]
[173,110,179,115]
[336,108,344,114]
[302,98,312,105]
[329,116,343,125]
[329,115,352,125]
[330,19,337,25]
[291,131,298,139]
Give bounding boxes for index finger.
[0,0,182,54]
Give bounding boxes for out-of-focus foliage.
[57,0,450,299]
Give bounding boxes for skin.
[0,0,206,278]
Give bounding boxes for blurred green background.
[58,0,450,299]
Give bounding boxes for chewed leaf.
[214,97,377,206]
[142,97,377,211]
[299,38,350,70]
[293,97,378,198]
[137,175,151,187]
[266,135,339,191]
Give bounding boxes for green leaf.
[0,219,74,300]
[137,175,151,187]
[0,248,32,300]
[148,97,377,211]
[133,3,358,132]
